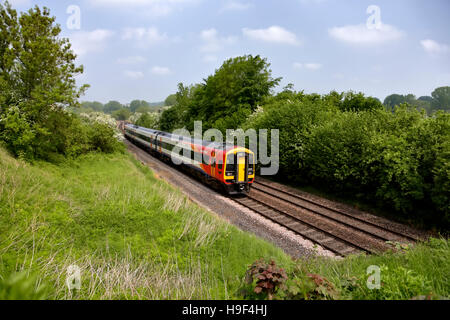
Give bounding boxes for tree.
[418,96,433,102]
[130,99,150,113]
[187,55,281,131]
[159,83,200,132]
[135,112,159,129]
[384,94,406,108]
[112,108,131,120]
[81,101,103,112]
[431,86,450,111]
[159,106,181,132]
[103,100,123,114]
[0,2,88,159]
[164,94,177,106]
[339,92,383,112]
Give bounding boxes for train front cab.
[223,148,255,194]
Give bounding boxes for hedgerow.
[246,91,450,227]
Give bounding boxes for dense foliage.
[0,2,121,161]
[246,90,450,227]
[135,112,160,129]
[154,55,449,227]
[160,55,280,133]
[384,87,450,114]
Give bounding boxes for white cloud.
[200,28,237,53]
[242,26,300,46]
[151,66,172,75]
[305,63,322,70]
[122,27,168,43]
[328,23,404,45]
[124,70,145,79]
[117,56,147,64]
[70,29,115,56]
[293,62,322,70]
[89,0,200,17]
[421,39,450,55]
[220,1,252,12]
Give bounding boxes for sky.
[7,0,450,104]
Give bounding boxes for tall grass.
[0,147,291,299]
[296,238,449,299]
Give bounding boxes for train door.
[210,151,216,177]
[236,152,247,183]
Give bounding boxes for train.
[124,124,255,195]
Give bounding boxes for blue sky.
[8,0,450,103]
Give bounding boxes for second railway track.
[232,178,429,257]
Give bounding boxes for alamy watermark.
[66,5,81,30]
[66,265,81,290]
[167,121,279,176]
[366,5,382,30]
[367,265,381,290]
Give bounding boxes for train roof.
[125,124,238,151]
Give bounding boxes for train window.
[203,155,210,165]
[218,160,223,170]
[226,163,235,171]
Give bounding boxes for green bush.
[0,105,36,160]
[135,112,160,129]
[247,93,450,227]
[0,105,123,161]
[352,265,433,300]
[89,122,124,154]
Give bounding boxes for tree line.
[384,87,450,114]
[75,100,168,120]
[151,55,449,229]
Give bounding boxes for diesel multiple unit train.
[124,124,255,194]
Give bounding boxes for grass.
[0,146,448,300]
[0,147,291,299]
[296,238,449,299]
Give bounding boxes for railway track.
[233,178,429,257]
[126,139,430,257]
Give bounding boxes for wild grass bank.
[0,147,290,299]
[0,147,448,300]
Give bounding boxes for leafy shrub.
[242,259,287,300]
[247,94,450,227]
[279,273,339,300]
[352,265,433,300]
[89,122,124,154]
[0,105,123,161]
[240,259,339,300]
[135,112,160,129]
[0,105,36,160]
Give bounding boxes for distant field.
[0,147,290,299]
